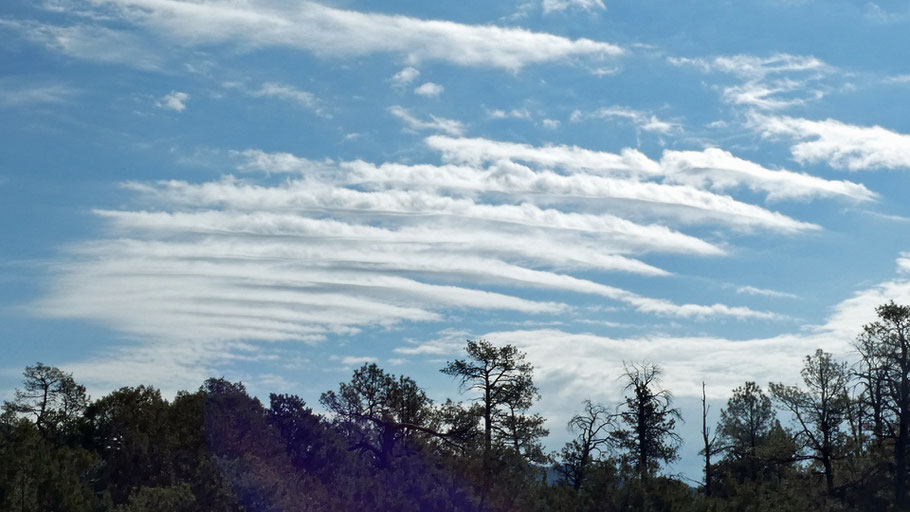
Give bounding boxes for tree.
[854,301,910,507]
[770,349,850,496]
[321,363,444,469]
[610,362,681,481]
[83,386,174,504]
[441,339,547,508]
[558,400,614,490]
[718,381,776,462]
[440,340,546,461]
[700,382,721,496]
[2,363,87,438]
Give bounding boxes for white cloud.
[660,147,875,201]
[865,2,910,23]
[0,80,76,107]
[157,91,189,112]
[388,105,465,136]
[736,285,799,299]
[402,252,910,403]
[414,82,444,97]
[223,81,326,116]
[251,82,324,114]
[721,80,824,110]
[391,66,420,87]
[751,114,910,171]
[71,0,622,70]
[335,355,378,366]
[488,108,532,120]
[669,53,828,79]
[542,0,606,14]
[573,106,679,134]
[542,118,560,129]
[37,133,812,351]
[427,135,875,203]
[897,253,910,273]
[1,19,164,70]
[669,53,831,111]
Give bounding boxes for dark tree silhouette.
[718,381,776,462]
[320,363,438,469]
[771,349,850,496]
[854,301,910,507]
[2,363,87,438]
[700,382,720,496]
[441,339,547,508]
[558,400,614,490]
[611,362,681,481]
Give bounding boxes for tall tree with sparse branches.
[2,362,87,438]
[611,362,681,482]
[770,349,850,496]
[441,339,546,507]
[700,382,721,496]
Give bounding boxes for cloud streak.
[36,135,813,347]
[58,0,622,70]
[752,114,910,171]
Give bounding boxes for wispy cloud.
[751,114,910,171]
[573,105,679,133]
[388,106,465,136]
[35,134,808,349]
[736,285,799,299]
[402,253,910,403]
[542,0,606,14]
[659,147,875,201]
[427,135,875,203]
[0,79,77,107]
[487,108,532,120]
[248,82,327,117]
[670,53,831,110]
[2,18,164,70]
[51,0,622,70]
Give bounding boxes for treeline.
[3,302,910,511]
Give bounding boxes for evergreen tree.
[610,362,681,482]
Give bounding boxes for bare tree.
[558,400,614,490]
[700,382,721,496]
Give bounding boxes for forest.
[4,301,910,511]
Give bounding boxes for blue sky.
[3,0,910,478]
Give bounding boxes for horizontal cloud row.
[426,136,874,202]
[29,0,622,70]
[39,133,858,345]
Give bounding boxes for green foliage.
[719,381,776,461]
[3,362,88,439]
[611,362,681,481]
[8,306,910,511]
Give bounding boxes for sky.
[2,0,910,479]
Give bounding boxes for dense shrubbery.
[4,303,910,511]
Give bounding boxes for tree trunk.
[702,382,713,497]
[896,340,910,508]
